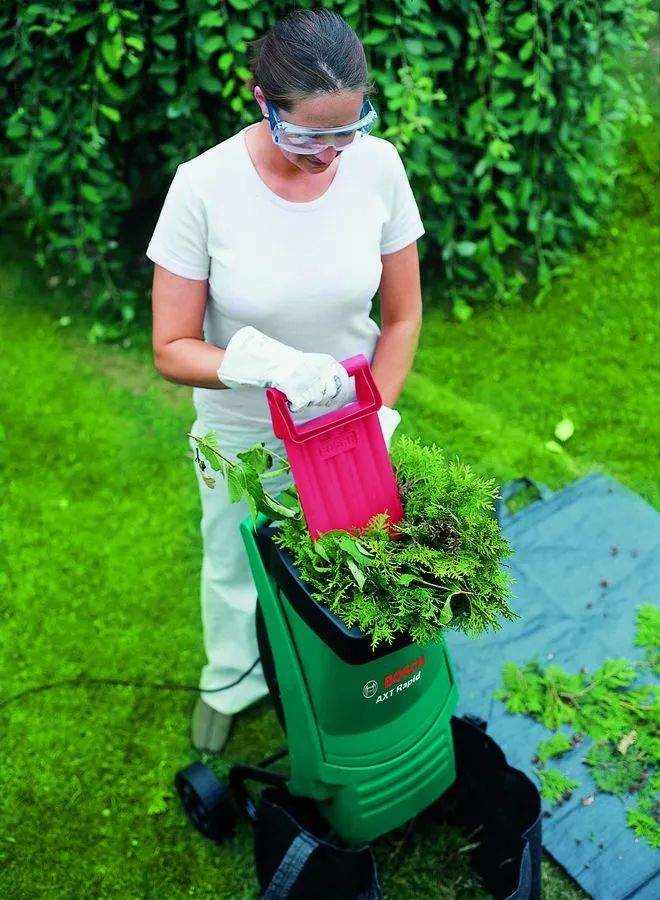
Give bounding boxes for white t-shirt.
[146,123,425,426]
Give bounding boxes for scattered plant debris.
[496,605,659,845]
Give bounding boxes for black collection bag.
[251,715,541,900]
[253,786,382,899]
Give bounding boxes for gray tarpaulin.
[446,471,659,900]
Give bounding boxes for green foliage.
[627,772,660,849]
[496,647,659,840]
[537,768,580,805]
[584,740,647,794]
[635,603,660,676]
[274,433,517,648]
[0,0,654,327]
[192,427,516,648]
[189,431,298,522]
[536,732,573,765]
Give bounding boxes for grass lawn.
[1,50,657,900]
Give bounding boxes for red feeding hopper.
[266,355,404,540]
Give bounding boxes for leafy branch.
[188,431,299,525]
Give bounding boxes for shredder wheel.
[174,762,236,844]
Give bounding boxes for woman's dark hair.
[247,8,374,112]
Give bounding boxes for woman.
[146,8,425,753]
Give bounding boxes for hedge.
[0,0,653,336]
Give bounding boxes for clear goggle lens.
[276,129,363,153]
[267,100,377,154]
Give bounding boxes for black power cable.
[0,658,262,711]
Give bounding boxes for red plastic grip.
[266,354,382,444]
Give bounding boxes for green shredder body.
[241,514,459,847]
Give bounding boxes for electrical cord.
[0,657,262,711]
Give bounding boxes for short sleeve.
[145,163,210,280]
[380,146,425,255]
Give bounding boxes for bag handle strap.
[262,831,319,899]
[495,477,553,525]
[261,833,383,900]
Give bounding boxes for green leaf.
[196,431,223,472]
[346,558,366,590]
[236,443,273,475]
[81,183,102,203]
[515,12,537,32]
[362,29,388,46]
[588,65,603,86]
[496,189,515,209]
[66,13,96,33]
[40,108,57,130]
[226,464,247,503]
[491,223,510,253]
[314,542,330,562]
[199,10,226,28]
[159,78,177,96]
[537,768,579,805]
[452,298,473,322]
[522,107,539,134]
[537,732,573,764]
[519,39,534,62]
[262,492,298,519]
[338,535,374,566]
[635,604,660,656]
[438,594,454,625]
[396,573,416,587]
[202,36,225,54]
[553,417,574,442]
[154,33,176,52]
[493,90,516,108]
[98,104,120,123]
[147,787,172,815]
[125,35,144,52]
[587,95,601,125]
[101,37,123,70]
[456,241,477,257]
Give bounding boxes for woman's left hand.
[377,405,401,451]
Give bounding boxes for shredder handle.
[266,354,382,444]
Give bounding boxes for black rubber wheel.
[174,762,237,844]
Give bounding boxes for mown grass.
[1,42,658,900]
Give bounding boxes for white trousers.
[188,415,294,715]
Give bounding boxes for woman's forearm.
[154,321,421,399]
[154,338,229,389]
[370,318,422,408]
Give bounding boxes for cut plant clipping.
[190,430,517,649]
[496,605,660,848]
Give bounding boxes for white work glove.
[377,405,401,451]
[218,326,351,413]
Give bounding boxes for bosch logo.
[320,430,357,460]
[362,680,378,699]
[383,656,426,689]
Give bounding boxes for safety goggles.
[265,98,378,154]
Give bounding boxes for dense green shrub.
[0,0,653,334]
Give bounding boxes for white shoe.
[191,696,233,753]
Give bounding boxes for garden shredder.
[174,357,541,898]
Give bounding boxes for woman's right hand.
[217,326,351,413]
